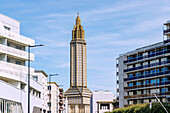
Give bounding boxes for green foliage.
[107,103,170,113]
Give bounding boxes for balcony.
[124,49,170,64]
[124,81,170,90]
[124,60,170,73]
[0,60,34,83]
[124,91,170,99]
[0,44,34,61]
[164,29,170,35]
[0,28,35,46]
[124,70,170,81]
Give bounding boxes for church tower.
[64,13,92,113]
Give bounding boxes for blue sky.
[1,0,170,95]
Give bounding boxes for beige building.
[47,82,64,113]
[64,13,92,113]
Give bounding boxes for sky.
[1,0,170,95]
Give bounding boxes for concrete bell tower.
[64,13,92,113]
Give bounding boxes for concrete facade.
[47,82,65,113]
[91,90,114,113]
[64,13,92,113]
[117,20,170,108]
[0,13,47,113]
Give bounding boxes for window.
[129,92,133,95]
[151,99,157,103]
[129,83,133,86]
[48,86,51,90]
[144,99,149,103]
[150,70,156,74]
[136,72,141,76]
[33,76,38,81]
[7,43,10,46]
[161,67,168,72]
[47,102,51,107]
[128,56,133,60]
[137,91,141,95]
[162,88,168,92]
[144,90,149,94]
[156,69,159,73]
[151,79,156,83]
[7,58,10,62]
[162,78,168,82]
[16,61,21,65]
[161,48,167,52]
[150,79,159,83]
[4,26,10,31]
[128,74,133,77]
[128,74,133,78]
[136,82,141,86]
[143,71,149,75]
[16,46,22,50]
[129,100,133,105]
[150,51,155,55]
[143,80,149,84]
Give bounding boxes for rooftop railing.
[124,70,170,81]
[124,49,170,64]
[124,91,170,99]
[124,81,170,90]
[124,60,170,72]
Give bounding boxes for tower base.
[65,86,92,113]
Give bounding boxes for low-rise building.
[47,82,65,113]
[91,90,114,113]
[34,70,49,113]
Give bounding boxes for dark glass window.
[129,83,133,86]
[48,86,51,90]
[143,71,149,75]
[162,78,168,82]
[128,74,133,77]
[162,88,168,92]
[136,72,141,76]
[143,80,149,84]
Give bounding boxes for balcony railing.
[164,29,170,34]
[124,91,170,99]
[124,70,170,81]
[0,60,34,82]
[0,27,35,46]
[124,81,170,90]
[124,60,170,72]
[124,49,170,64]
[0,44,34,61]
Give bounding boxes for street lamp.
[28,44,44,113]
[49,74,59,113]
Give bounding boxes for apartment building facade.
[117,20,170,108]
[47,82,65,113]
[0,14,47,113]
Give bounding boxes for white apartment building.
[91,90,114,113]
[47,82,65,113]
[0,13,47,113]
[34,70,48,113]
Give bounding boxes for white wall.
[91,91,114,113]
